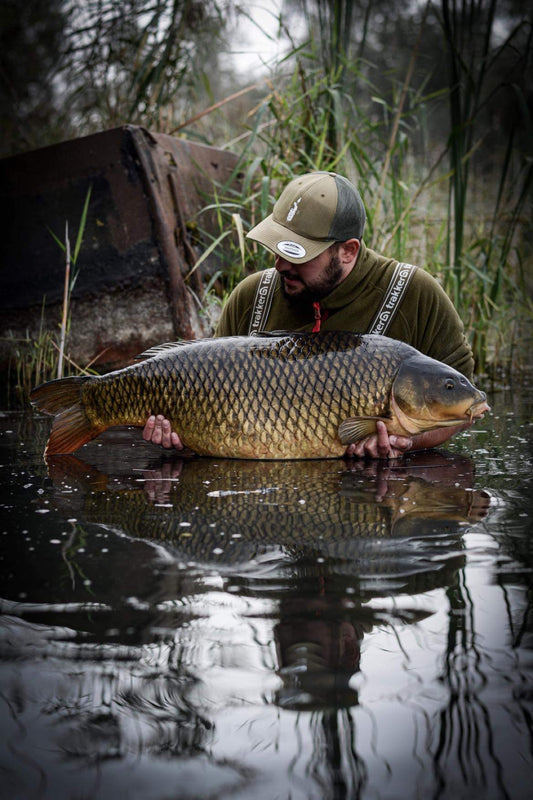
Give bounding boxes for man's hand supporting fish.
[143,415,184,451]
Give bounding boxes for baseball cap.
[246,171,366,264]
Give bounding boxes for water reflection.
[3,408,533,800]
[40,449,490,716]
[46,448,490,557]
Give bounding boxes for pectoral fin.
[338,417,389,445]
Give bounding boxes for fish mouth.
[467,399,491,421]
[424,397,491,427]
[391,394,490,434]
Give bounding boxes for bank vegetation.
[2,0,532,397]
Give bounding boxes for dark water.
[1,385,532,800]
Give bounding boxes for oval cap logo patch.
[277,240,307,258]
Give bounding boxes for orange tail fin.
[30,376,104,455]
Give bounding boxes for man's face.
[275,245,344,305]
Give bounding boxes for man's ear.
[339,238,360,265]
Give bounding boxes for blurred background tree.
[0,0,234,156]
[2,0,530,163]
[0,0,69,154]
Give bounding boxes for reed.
[47,185,92,379]
[6,187,94,403]
[438,0,532,370]
[4,303,57,406]
[8,3,529,383]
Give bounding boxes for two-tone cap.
[246,171,366,264]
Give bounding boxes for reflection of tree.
[55,666,214,761]
[313,710,367,800]
[441,483,533,795]
[433,571,509,798]
[427,414,533,796]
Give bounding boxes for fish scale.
[30,331,489,459]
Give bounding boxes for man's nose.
[275,256,293,272]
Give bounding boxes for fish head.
[391,354,490,434]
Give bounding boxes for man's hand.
[142,415,183,450]
[143,461,184,503]
[345,419,471,460]
[345,420,412,460]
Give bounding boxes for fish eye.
[445,378,455,390]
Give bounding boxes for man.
[144,171,475,459]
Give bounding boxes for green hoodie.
[215,241,474,379]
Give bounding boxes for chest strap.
[248,262,416,336]
[248,268,278,335]
[367,262,416,336]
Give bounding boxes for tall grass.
[48,186,92,379]
[438,0,533,369]
[7,2,530,387]
[5,187,94,403]
[4,303,57,406]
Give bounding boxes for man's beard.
[280,254,344,307]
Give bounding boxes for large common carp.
[30,332,489,459]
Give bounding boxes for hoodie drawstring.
[312,301,328,333]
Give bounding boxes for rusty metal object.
[0,125,240,369]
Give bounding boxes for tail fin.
[45,454,110,491]
[30,376,104,455]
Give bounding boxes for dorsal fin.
[134,337,226,360]
[134,341,187,360]
[250,330,304,338]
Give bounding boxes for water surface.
[1,384,532,800]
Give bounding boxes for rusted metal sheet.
[0,126,240,368]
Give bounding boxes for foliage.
[4,307,57,406]
[48,186,93,379]
[0,0,68,155]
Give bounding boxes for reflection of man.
[274,596,368,710]
[144,171,475,459]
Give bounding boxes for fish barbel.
[30,332,489,459]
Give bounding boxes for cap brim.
[246,214,333,264]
